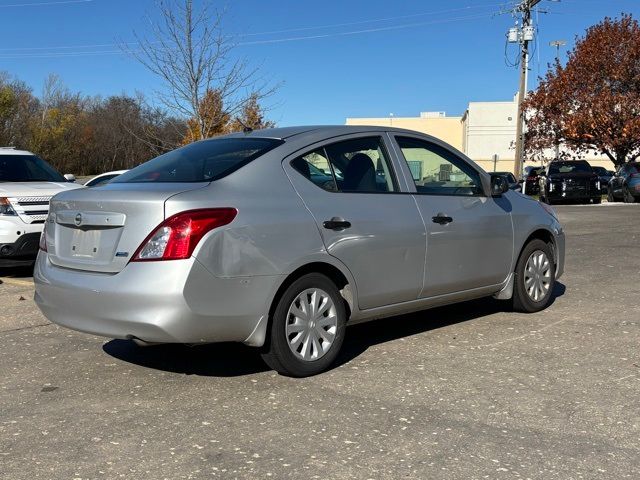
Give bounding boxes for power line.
[0,3,503,53]
[242,2,506,37]
[0,0,92,7]
[0,11,499,58]
[238,12,497,46]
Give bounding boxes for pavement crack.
[0,322,52,336]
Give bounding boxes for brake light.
[131,208,237,261]
[39,222,48,252]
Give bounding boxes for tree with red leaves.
[524,14,640,166]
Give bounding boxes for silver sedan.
[34,126,565,377]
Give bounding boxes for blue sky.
[1,0,638,125]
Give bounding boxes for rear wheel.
[512,239,556,313]
[261,273,347,377]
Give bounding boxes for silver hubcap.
[524,250,552,302]
[286,288,337,361]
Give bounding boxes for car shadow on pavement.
[103,282,565,377]
[0,264,35,278]
[334,281,566,369]
[103,340,271,377]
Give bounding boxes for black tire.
[539,190,548,203]
[261,273,347,377]
[512,239,556,313]
[623,186,636,203]
[607,188,615,203]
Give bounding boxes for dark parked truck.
[539,160,601,205]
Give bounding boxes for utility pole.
[512,0,542,178]
[549,39,566,160]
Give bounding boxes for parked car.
[539,160,601,205]
[607,162,640,203]
[34,126,565,377]
[85,170,128,187]
[522,166,544,195]
[493,171,522,192]
[592,166,614,195]
[0,147,82,266]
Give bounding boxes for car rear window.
[113,137,284,183]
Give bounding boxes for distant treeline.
[0,72,274,175]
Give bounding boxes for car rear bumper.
[34,253,282,346]
[548,190,599,202]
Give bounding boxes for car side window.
[395,136,483,196]
[291,137,397,193]
[290,149,338,192]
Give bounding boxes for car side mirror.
[490,174,509,197]
[64,174,76,182]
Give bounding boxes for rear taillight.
[39,222,48,252]
[131,208,237,262]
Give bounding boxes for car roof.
[0,147,35,156]
[219,125,435,140]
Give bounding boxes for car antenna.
[237,119,253,134]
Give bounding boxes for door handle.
[323,218,351,230]
[432,213,453,225]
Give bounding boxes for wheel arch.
[518,228,557,269]
[269,262,354,320]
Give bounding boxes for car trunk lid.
[46,182,208,273]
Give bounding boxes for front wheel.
[512,239,556,313]
[261,273,347,377]
[623,186,636,203]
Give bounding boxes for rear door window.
[113,138,283,183]
[290,137,397,193]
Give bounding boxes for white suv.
[0,147,82,266]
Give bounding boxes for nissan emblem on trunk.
[74,213,82,226]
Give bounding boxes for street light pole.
[549,39,566,160]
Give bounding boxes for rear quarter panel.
[165,148,334,279]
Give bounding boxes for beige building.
[346,111,464,152]
[347,98,615,174]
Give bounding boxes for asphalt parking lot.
[1,204,639,479]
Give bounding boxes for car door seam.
[410,194,429,298]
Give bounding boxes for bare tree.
[40,73,66,126]
[126,0,276,142]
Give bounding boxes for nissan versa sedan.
[34,126,565,377]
